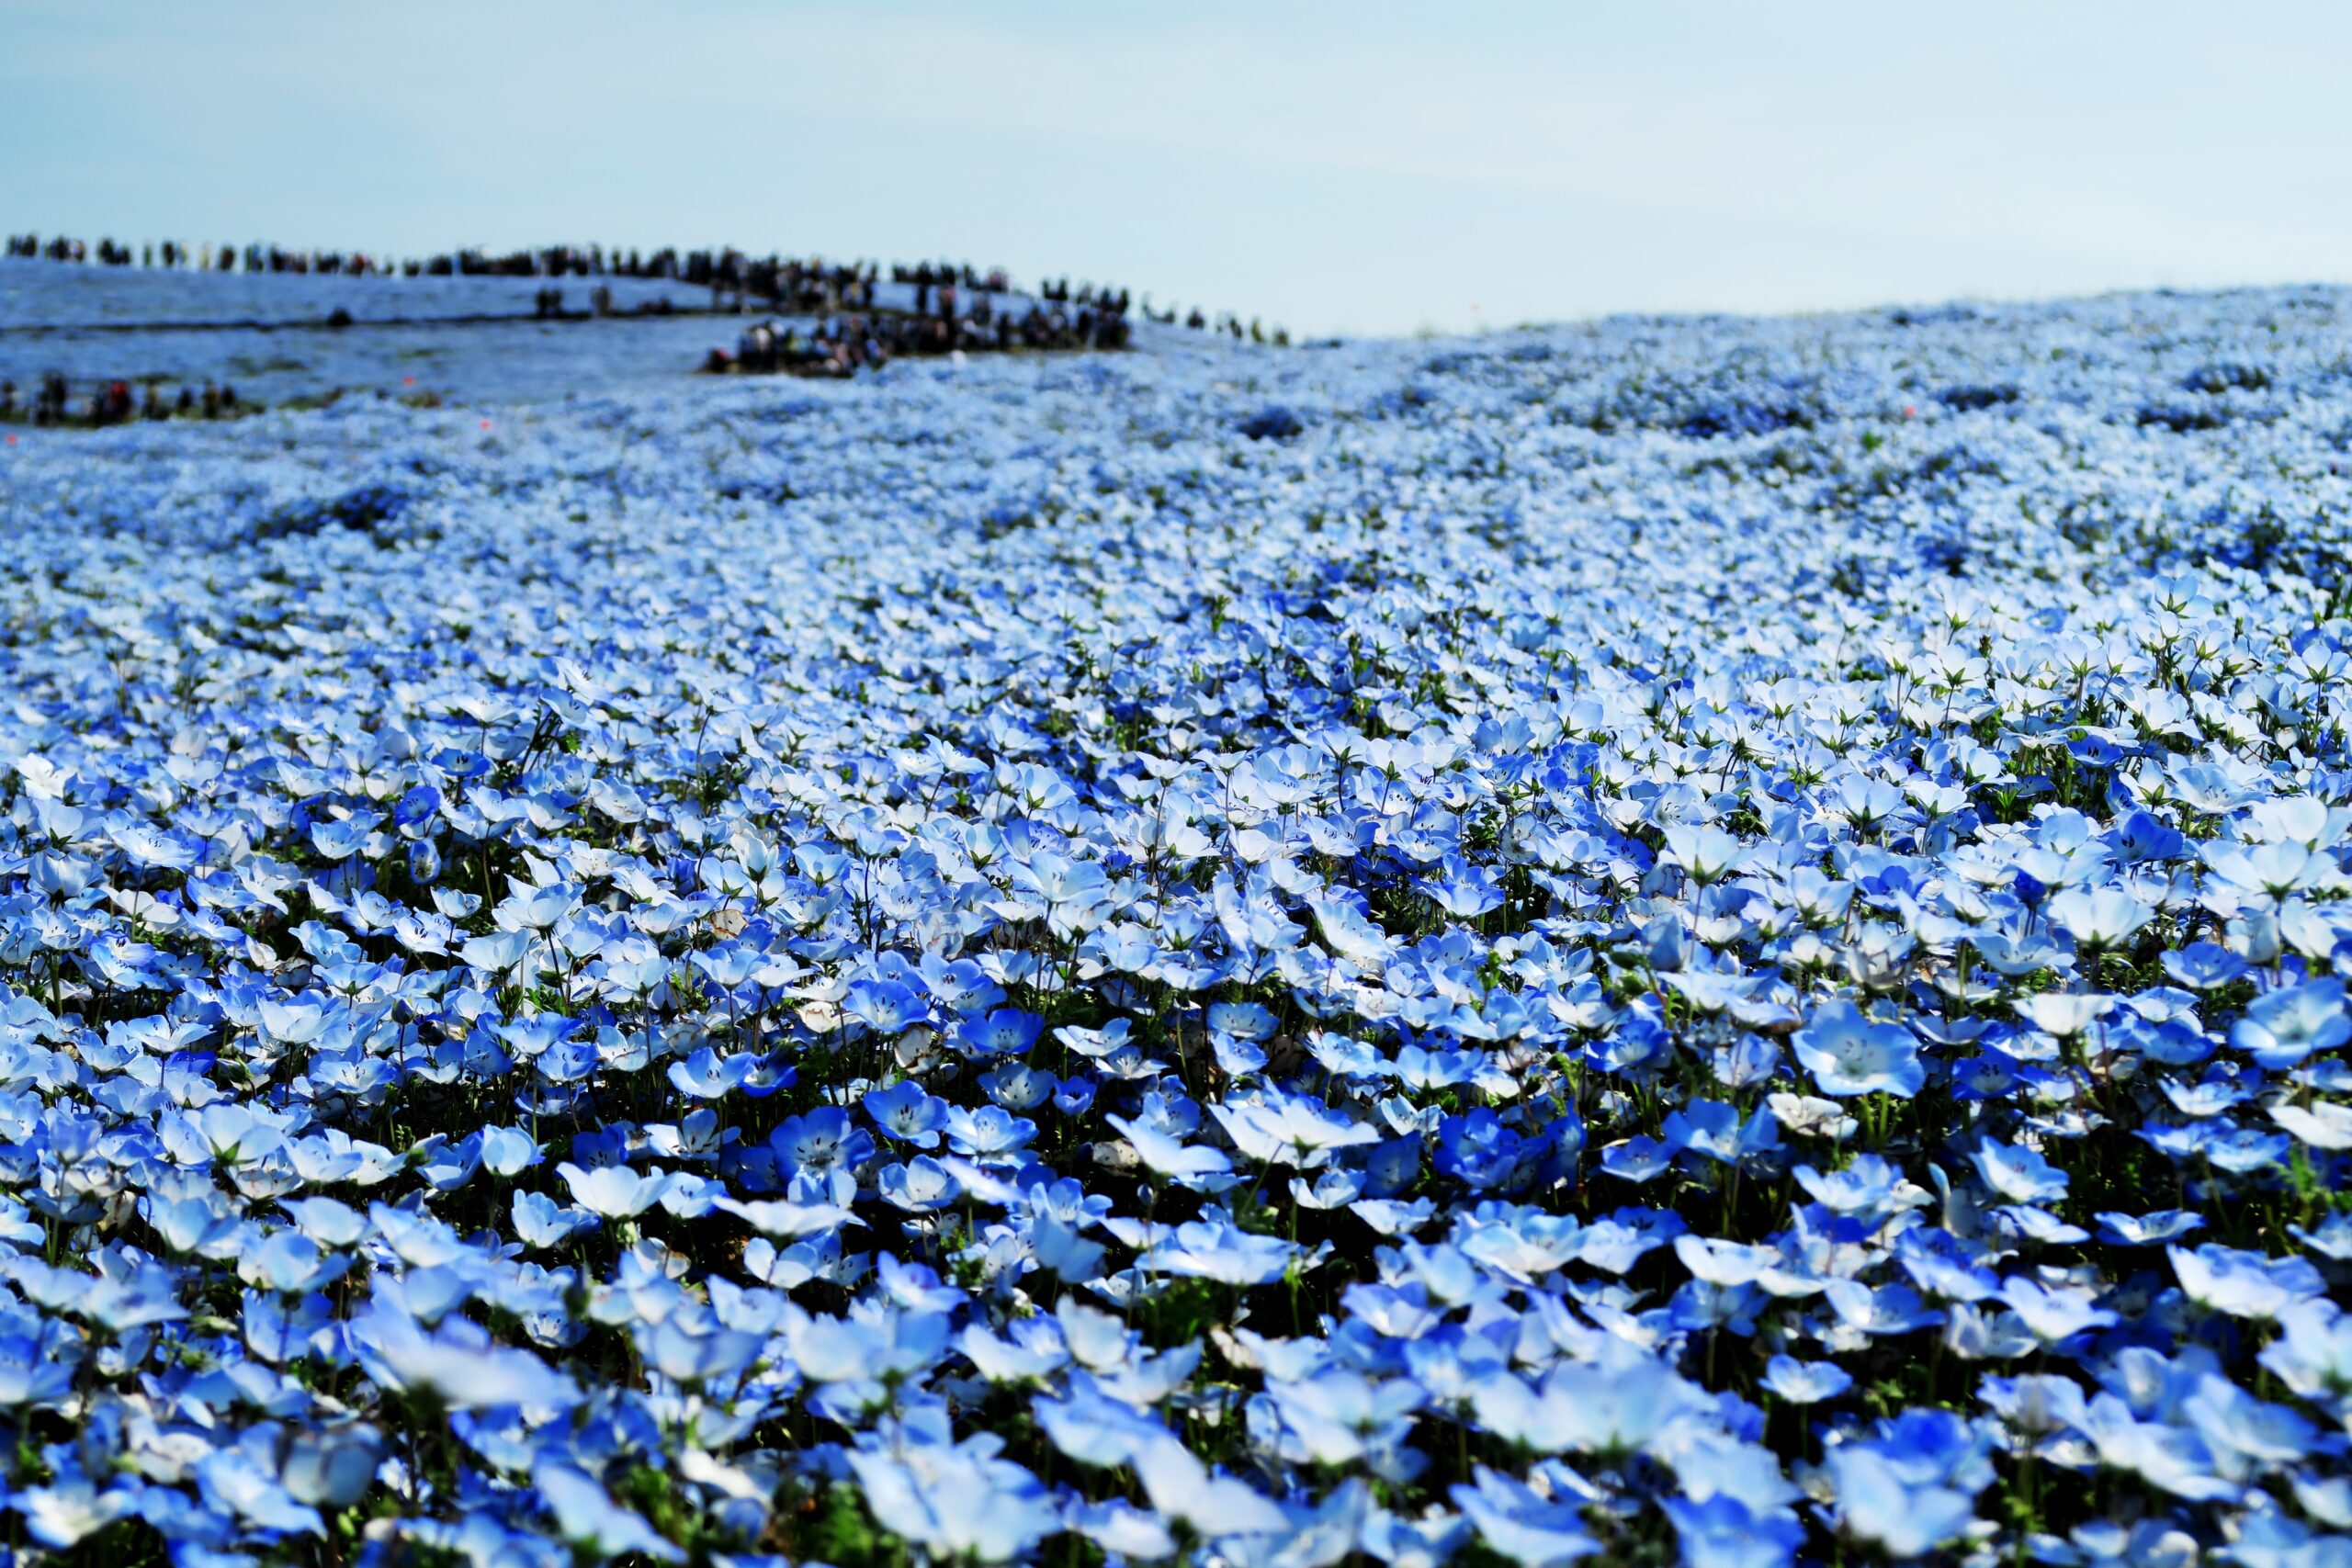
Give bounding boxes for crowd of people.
[0,373,243,427]
[9,229,1285,342]
[1157,306,1289,345]
[5,230,1290,405]
[710,292,1134,378]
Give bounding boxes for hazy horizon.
[8,2,2352,337]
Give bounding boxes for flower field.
[0,282,2347,1567]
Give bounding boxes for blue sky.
[6,2,2350,336]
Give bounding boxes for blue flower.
[769,1107,876,1177]
[942,1103,1037,1160]
[956,1007,1044,1057]
[1434,1109,1532,1191]
[1761,1355,1852,1404]
[1828,1446,1975,1558]
[864,1079,949,1147]
[1969,1138,2071,1204]
[1792,1000,1925,1098]
[1663,1494,1804,1568]
[877,1156,963,1213]
[2233,979,2349,1068]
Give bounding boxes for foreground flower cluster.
[0,286,2348,1567]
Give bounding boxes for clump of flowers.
[0,278,2346,1565]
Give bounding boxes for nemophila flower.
[558,1161,673,1220]
[978,1060,1057,1111]
[17,1481,136,1549]
[1669,1278,1762,1336]
[280,1425,388,1510]
[239,1228,349,1294]
[1475,1350,1694,1455]
[2267,1099,2352,1149]
[1599,1133,1674,1184]
[1308,888,1399,968]
[1969,1138,2071,1203]
[1393,1040,1481,1091]
[1133,1433,1292,1539]
[511,1189,588,1249]
[1450,1465,1600,1566]
[842,977,928,1035]
[665,1046,755,1100]
[2181,1371,2320,1477]
[2289,1212,2352,1259]
[0,1337,77,1408]
[1828,1446,1976,1558]
[1761,1354,1852,1404]
[2201,1123,2293,1173]
[2170,1244,2325,1320]
[2205,838,2346,903]
[147,1190,242,1255]
[877,1156,962,1213]
[1214,1091,1380,1168]
[1459,1211,1588,1282]
[943,1103,1037,1160]
[712,1194,857,1237]
[2013,990,2116,1038]
[357,1307,579,1410]
[847,1433,1060,1563]
[2096,1209,2204,1246]
[2076,1394,2243,1502]
[1352,1196,1436,1235]
[1766,1092,1857,1141]
[2258,1299,2352,1404]
[956,1007,1044,1057]
[198,1443,329,1535]
[7,276,2352,1559]
[1998,1277,2118,1343]
[1979,1372,2088,1438]
[1991,1202,2089,1247]
[1140,1213,1299,1284]
[1361,1508,1471,1568]
[1824,1279,1945,1337]
[1362,1131,1421,1196]
[1791,1155,1909,1217]
[535,1462,684,1563]
[469,1124,541,1179]
[1675,1234,1770,1288]
[738,1053,798,1098]
[1662,823,1750,886]
[768,1107,875,1178]
[1668,1100,1782,1167]
[493,1010,578,1062]
[2163,1075,2255,1117]
[640,1311,765,1386]
[1266,1368,1426,1466]
[1792,999,1925,1098]
[962,1317,1069,1385]
[1416,855,1505,920]
[2163,940,2248,989]
[864,1078,949,1147]
[2232,978,2350,1068]
[1106,1112,1234,1186]
[2046,886,2153,950]
[1435,1109,1534,1190]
